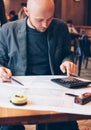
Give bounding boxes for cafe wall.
[61,0,87,25]
[4,0,87,25]
[4,0,27,14]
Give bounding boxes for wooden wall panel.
[4,0,27,14]
[4,0,88,25]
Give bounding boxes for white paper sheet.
[0,76,91,115]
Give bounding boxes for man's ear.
[23,7,29,16]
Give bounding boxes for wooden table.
[0,76,91,126]
[0,107,91,126]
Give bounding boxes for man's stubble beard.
[27,17,48,32]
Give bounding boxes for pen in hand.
[65,93,78,97]
[69,73,77,77]
[11,77,24,86]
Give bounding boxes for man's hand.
[60,61,77,78]
[0,67,12,82]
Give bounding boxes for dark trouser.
[0,125,25,130]
[36,121,79,130]
[0,121,79,130]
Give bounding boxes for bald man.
[0,0,78,130]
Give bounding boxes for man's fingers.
[70,63,78,75]
[0,75,11,82]
[66,64,71,77]
[3,67,12,78]
[0,67,12,82]
[60,62,71,76]
[60,64,66,73]
[60,61,78,78]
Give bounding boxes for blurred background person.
[0,0,7,26]
[67,19,78,34]
[9,10,18,21]
[18,2,26,19]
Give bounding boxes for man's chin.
[37,28,47,32]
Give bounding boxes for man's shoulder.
[52,18,67,27]
[49,18,68,33]
[1,18,26,32]
[49,18,68,32]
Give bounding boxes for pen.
[65,93,78,97]
[11,77,24,86]
[69,73,77,77]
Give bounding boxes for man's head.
[24,0,55,32]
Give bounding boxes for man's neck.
[27,18,35,29]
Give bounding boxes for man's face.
[28,14,53,32]
[25,0,54,32]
